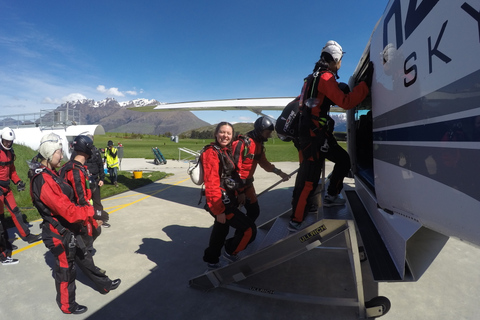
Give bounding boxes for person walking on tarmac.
[70,135,110,228]
[61,135,109,241]
[0,127,41,250]
[289,40,373,232]
[29,133,120,315]
[202,122,257,270]
[104,140,119,187]
[232,117,290,222]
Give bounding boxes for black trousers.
[291,137,351,223]
[203,207,256,264]
[42,223,113,314]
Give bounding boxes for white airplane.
[128,0,480,284]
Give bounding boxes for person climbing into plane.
[29,133,120,315]
[202,122,257,270]
[232,116,289,222]
[0,127,42,249]
[104,140,119,187]
[289,40,373,231]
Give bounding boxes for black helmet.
[73,135,93,156]
[107,140,113,147]
[254,117,274,133]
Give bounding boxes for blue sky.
[0,0,387,125]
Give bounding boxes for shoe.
[323,194,346,207]
[308,204,318,214]
[63,305,88,315]
[11,244,18,251]
[102,222,111,228]
[25,233,42,244]
[223,252,239,263]
[114,181,118,187]
[110,279,121,291]
[288,221,303,232]
[206,262,221,270]
[1,257,19,265]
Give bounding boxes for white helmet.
[0,127,15,150]
[321,40,344,63]
[39,133,63,160]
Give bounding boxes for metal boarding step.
[344,190,401,281]
[189,208,390,318]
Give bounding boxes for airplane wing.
[128,97,346,113]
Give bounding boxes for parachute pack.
[275,72,321,142]
[276,71,349,143]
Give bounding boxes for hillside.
[50,98,210,135]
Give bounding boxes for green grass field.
[93,132,346,162]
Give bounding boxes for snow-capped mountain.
[60,97,160,109]
[119,98,160,108]
[53,98,208,135]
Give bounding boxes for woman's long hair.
[214,122,234,148]
[313,52,339,79]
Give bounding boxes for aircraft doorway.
[351,98,374,191]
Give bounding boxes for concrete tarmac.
[1,158,479,319]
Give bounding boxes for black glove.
[94,210,110,222]
[17,181,26,192]
[362,61,374,88]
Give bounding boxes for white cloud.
[62,93,87,102]
[96,85,125,97]
[125,90,137,96]
[41,93,87,104]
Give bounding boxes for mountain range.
[54,98,210,135]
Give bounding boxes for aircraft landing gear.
[365,296,391,318]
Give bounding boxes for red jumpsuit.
[232,134,276,222]
[30,165,114,314]
[292,71,369,223]
[202,143,256,264]
[0,146,32,239]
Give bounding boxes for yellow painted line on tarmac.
[107,177,190,214]
[12,177,190,256]
[12,241,43,255]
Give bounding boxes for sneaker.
[308,204,318,214]
[114,181,118,188]
[25,233,42,244]
[110,279,121,291]
[206,262,221,270]
[1,257,19,265]
[223,252,239,263]
[63,304,88,315]
[102,222,111,228]
[323,194,346,207]
[288,221,303,232]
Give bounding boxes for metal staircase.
[189,202,390,318]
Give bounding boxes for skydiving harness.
[28,163,85,257]
[195,144,242,207]
[0,147,15,166]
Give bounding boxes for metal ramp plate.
[189,218,349,291]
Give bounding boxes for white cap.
[0,127,15,150]
[39,133,63,160]
[321,40,344,63]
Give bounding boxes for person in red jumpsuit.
[61,135,108,241]
[29,133,120,315]
[232,117,289,222]
[0,127,41,252]
[202,122,257,270]
[289,40,373,231]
